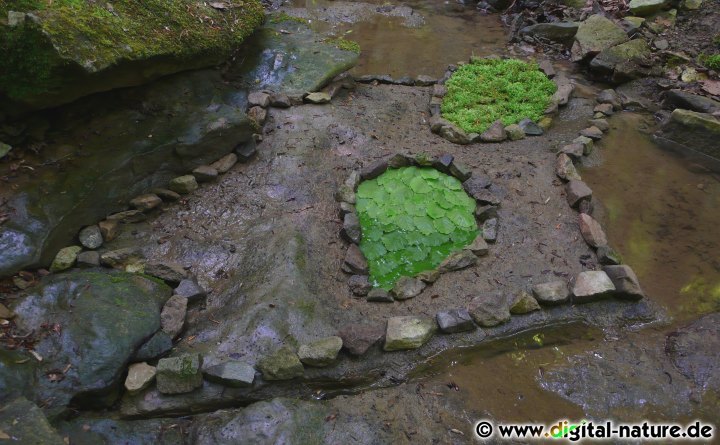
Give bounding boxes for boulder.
[156,354,204,394]
[580,126,604,140]
[75,251,100,268]
[78,225,103,249]
[467,293,512,327]
[559,143,585,160]
[532,281,570,305]
[192,165,219,183]
[257,347,304,381]
[566,180,592,209]
[174,278,207,302]
[590,39,651,83]
[337,323,384,356]
[436,308,476,333]
[305,92,332,104]
[384,316,436,351]
[556,153,582,181]
[520,22,579,43]
[270,93,292,108]
[479,120,507,142]
[203,361,256,387]
[572,271,616,302]
[603,265,645,299]
[248,92,271,108]
[629,0,669,16]
[664,90,720,114]
[50,245,82,272]
[160,295,188,339]
[571,14,628,62]
[505,124,525,140]
[579,213,608,248]
[597,89,622,110]
[297,336,343,367]
[124,362,157,394]
[0,398,64,445]
[438,249,477,272]
[132,331,174,362]
[573,135,594,155]
[588,118,610,132]
[391,276,426,300]
[510,291,542,314]
[341,212,362,244]
[657,109,720,162]
[518,118,544,136]
[467,235,489,256]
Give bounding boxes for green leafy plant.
[356,166,478,289]
[699,53,720,71]
[441,58,556,134]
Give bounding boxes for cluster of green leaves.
[356,166,478,289]
[699,53,720,71]
[441,58,556,134]
[324,37,361,53]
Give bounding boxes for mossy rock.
[0,0,265,111]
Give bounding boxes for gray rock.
[432,84,448,97]
[436,308,476,333]
[415,75,437,86]
[518,118,544,136]
[579,213,608,248]
[597,89,622,110]
[571,14,628,62]
[174,278,207,301]
[391,276,426,300]
[663,90,720,115]
[236,140,258,162]
[203,361,256,387]
[482,218,498,243]
[348,275,372,297]
[76,250,101,267]
[0,303,14,319]
[247,106,267,125]
[387,153,414,169]
[298,336,343,367]
[156,354,204,394]
[106,209,147,223]
[572,271,616,303]
[463,175,495,200]
[505,124,525,140]
[573,135,594,155]
[475,205,498,223]
[248,91,271,108]
[440,124,472,145]
[430,116,451,134]
[467,293,512,327]
[467,235,489,256]
[449,160,472,182]
[305,92,332,104]
[0,398,64,445]
[580,126,603,140]
[130,193,162,211]
[597,245,622,265]
[588,118,609,132]
[532,281,570,305]
[79,225,104,249]
[152,188,182,202]
[335,184,356,204]
[100,247,142,269]
[192,165,219,182]
[603,265,644,299]
[343,244,368,275]
[360,159,388,180]
[479,120,507,142]
[594,103,615,116]
[168,175,199,194]
[657,109,720,162]
[520,22,579,43]
[339,202,355,216]
[270,93,292,108]
[556,153,582,181]
[384,316,436,351]
[210,153,238,173]
[145,261,188,285]
[438,249,477,272]
[160,295,187,338]
[337,323,384,356]
[97,219,119,242]
[666,313,720,389]
[417,269,440,283]
[50,245,82,272]
[552,76,575,107]
[257,347,304,381]
[559,143,584,160]
[367,288,394,302]
[510,291,541,314]
[132,331,174,362]
[566,180,592,209]
[538,60,556,78]
[125,362,157,394]
[629,0,668,16]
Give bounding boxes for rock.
[681,0,702,9]
[520,22,579,43]
[257,347,304,380]
[100,247,142,269]
[589,118,609,132]
[192,165,219,183]
[538,60,556,78]
[106,209,147,224]
[248,92,271,108]
[594,103,615,116]
[510,291,541,314]
[438,249,477,272]
[298,336,343,367]
[580,126,604,140]
[384,316,436,351]
[590,39,651,83]
[621,16,645,32]
[236,140,258,162]
[76,250,100,267]
[603,265,644,299]
[78,225,103,249]
[337,323,384,356]
[475,205,498,223]
[130,193,163,212]
[629,0,668,16]
[347,275,371,297]
[160,295,187,338]
[467,293,512,327]
[518,118,544,136]
[436,308,476,333]
[366,288,394,302]
[247,106,268,125]
[482,218,498,243]
[203,361,256,387]
[448,160,472,182]
[657,110,720,161]
[98,219,119,242]
[174,278,207,302]
[0,303,15,319]
[415,75,437,86]
[152,188,182,202]
[552,76,575,106]
[391,276,426,300]
[387,153,413,169]
[572,271,615,302]
[145,261,187,285]
[467,235,489,256]
[50,245,82,273]
[666,313,720,389]
[168,175,199,194]
[532,281,570,305]
[556,153,582,181]
[125,362,157,394]
[462,174,493,197]
[573,135,594,155]
[571,14,628,62]
[565,180,592,209]
[664,90,720,115]
[597,89,622,110]
[579,213,608,248]
[538,117,553,130]
[360,159,388,180]
[0,398,64,445]
[339,202,355,216]
[505,124,525,140]
[156,354,204,394]
[653,39,669,50]
[305,92,332,104]
[270,93,292,108]
[559,143,585,160]
[417,269,440,283]
[132,331,174,362]
[439,124,472,145]
[597,245,622,265]
[210,153,238,173]
[479,120,507,142]
[342,244,368,275]
[335,184,356,205]
[432,84,448,97]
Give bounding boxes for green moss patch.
[325,37,361,54]
[700,53,720,71]
[356,166,478,289]
[441,58,556,134]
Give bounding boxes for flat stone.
[482,218,498,243]
[106,209,147,223]
[337,323,384,356]
[597,89,622,110]
[76,250,100,267]
[168,175,198,194]
[538,60,556,78]
[100,247,142,268]
[387,153,413,169]
[248,91,271,108]
[156,354,203,394]
[603,265,644,299]
[247,106,267,125]
[347,275,372,297]
[659,109,720,161]
[449,160,472,182]
[339,202,355,216]
[580,126,604,140]
[520,22,579,43]
[174,278,207,301]
[98,219,119,242]
[589,118,609,132]
[572,270,616,302]
[566,180,593,209]
[298,336,343,367]
[594,103,615,116]
[132,331,174,362]
[664,89,720,115]
[160,295,187,338]
[360,159,388,180]
[571,14,628,61]
[124,362,156,394]
[79,225,104,249]
[467,293,512,327]
[192,165,219,182]
[436,308,476,333]
[579,213,608,248]
[438,249,478,272]
[559,143,584,160]
[467,235,489,256]
[532,281,570,305]
[417,269,440,283]
[145,261,187,285]
[384,316,436,351]
[629,0,668,16]
[556,153,582,182]
[552,77,575,107]
[505,124,525,140]
[573,136,594,155]
[480,120,507,142]
[152,188,181,202]
[209,153,238,174]
[597,245,622,265]
[518,118,544,136]
[391,276,426,300]
[463,174,493,198]
[203,361,255,387]
[305,92,332,104]
[0,398,64,445]
[50,246,82,273]
[236,140,258,162]
[343,244,368,275]
[270,93,292,108]
[440,124,472,145]
[335,184,356,205]
[471,188,501,206]
[366,288,394,302]
[510,291,541,314]
[430,116,451,134]
[257,347,304,380]
[130,193,162,211]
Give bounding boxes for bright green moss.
[325,37,361,53]
[356,166,478,289]
[700,53,720,71]
[268,11,307,25]
[441,58,556,134]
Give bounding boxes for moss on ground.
[441,58,556,134]
[699,53,720,71]
[324,37,361,53]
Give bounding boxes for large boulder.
[1,270,171,413]
[0,1,265,112]
[571,15,628,62]
[0,398,64,445]
[628,0,669,16]
[589,39,652,83]
[656,109,720,162]
[663,90,720,114]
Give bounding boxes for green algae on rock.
[356,166,478,289]
[440,58,556,134]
